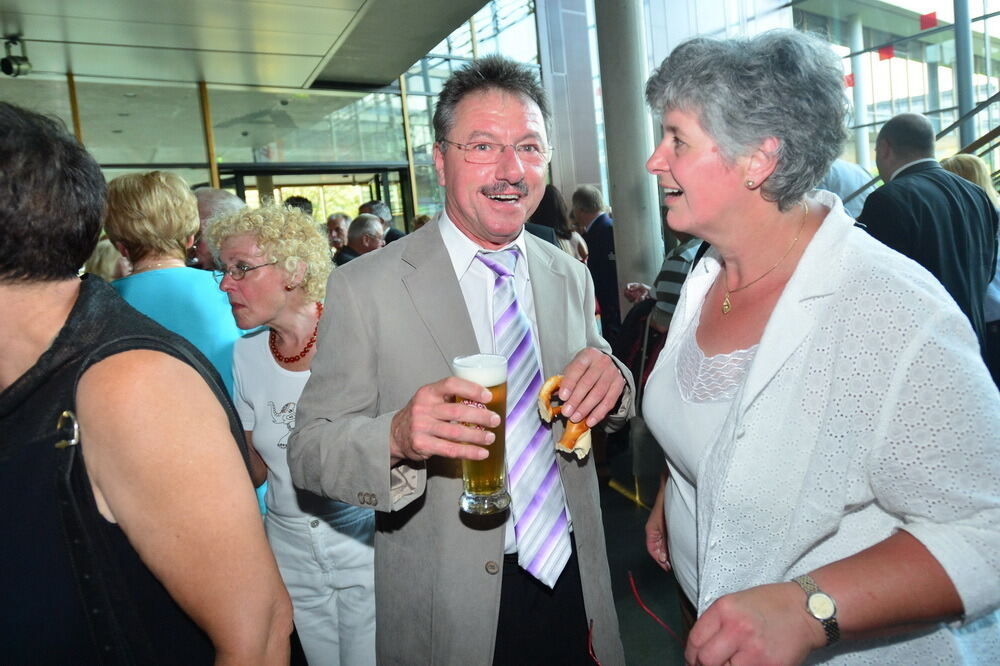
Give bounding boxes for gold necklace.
[130,259,185,274]
[721,201,808,315]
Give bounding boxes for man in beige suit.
[289,56,631,665]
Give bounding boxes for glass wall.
[796,1,999,175]
[209,87,406,166]
[405,0,541,217]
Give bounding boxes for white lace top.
[647,191,1000,664]
[645,297,758,603]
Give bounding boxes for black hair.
[530,185,574,240]
[0,102,106,281]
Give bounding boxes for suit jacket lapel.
[524,235,570,378]
[400,223,479,366]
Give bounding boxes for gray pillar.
[954,0,975,146]
[593,0,662,310]
[927,61,941,134]
[849,15,871,170]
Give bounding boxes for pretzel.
[537,375,592,460]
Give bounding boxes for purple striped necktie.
[476,248,570,588]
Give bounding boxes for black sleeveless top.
[0,276,250,664]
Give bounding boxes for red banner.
[878,45,895,61]
[844,73,855,88]
[920,12,938,30]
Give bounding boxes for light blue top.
[112,267,242,393]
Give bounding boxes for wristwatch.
[792,574,840,645]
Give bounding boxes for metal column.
[954,0,976,146]
[592,0,663,306]
[849,15,871,169]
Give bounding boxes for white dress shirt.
[438,212,572,554]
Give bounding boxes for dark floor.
[600,449,686,665]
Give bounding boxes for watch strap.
[792,574,840,645]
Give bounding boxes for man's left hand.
[557,348,626,428]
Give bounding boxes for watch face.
[807,592,836,620]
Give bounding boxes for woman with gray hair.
[640,29,999,664]
[208,204,376,666]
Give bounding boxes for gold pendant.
[721,292,732,314]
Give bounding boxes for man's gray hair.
[644,29,848,212]
[348,213,383,242]
[572,185,605,213]
[359,200,391,224]
[433,55,550,145]
[194,188,246,224]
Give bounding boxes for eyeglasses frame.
[438,138,553,165]
[214,259,277,282]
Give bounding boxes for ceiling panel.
[0,0,489,89]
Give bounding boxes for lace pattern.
[676,308,758,403]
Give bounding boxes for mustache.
[479,181,528,197]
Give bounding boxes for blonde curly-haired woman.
[209,204,375,666]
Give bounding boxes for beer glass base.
[460,490,511,515]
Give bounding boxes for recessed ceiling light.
[118,112,130,117]
[111,129,123,134]
[123,92,137,98]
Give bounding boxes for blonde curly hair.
[206,204,331,301]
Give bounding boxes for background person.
[193,187,247,270]
[326,212,351,259]
[940,152,1000,386]
[858,113,998,358]
[104,171,244,393]
[334,213,384,266]
[284,195,314,216]
[642,30,999,665]
[359,199,404,243]
[0,101,292,665]
[209,205,376,666]
[530,183,589,261]
[572,184,621,342]
[83,236,130,281]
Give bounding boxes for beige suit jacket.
[289,222,632,665]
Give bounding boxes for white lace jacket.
[661,191,1000,664]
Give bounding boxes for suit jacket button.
[485,561,499,575]
[357,492,366,504]
[369,494,378,506]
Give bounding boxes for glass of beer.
[452,354,511,515]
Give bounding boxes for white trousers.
[266,507,376,666]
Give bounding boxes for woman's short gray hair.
[645,29,848,211]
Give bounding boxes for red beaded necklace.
[269,302,323,364]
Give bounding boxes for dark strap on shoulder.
[693,241,712,266]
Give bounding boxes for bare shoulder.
[76,349,244,520]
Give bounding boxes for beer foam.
[452,354,507,386]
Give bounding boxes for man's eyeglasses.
[440,139,552,165]
[213,260,277,283]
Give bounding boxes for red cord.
[587,619,601,664]
[628,571,684,646]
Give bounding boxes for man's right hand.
[624,282,652,303]
[389,377,500,466]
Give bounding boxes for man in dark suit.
[572,185,620,342]
[333,214,384,266]
[858,113,998,354]
[360,200,406,244]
